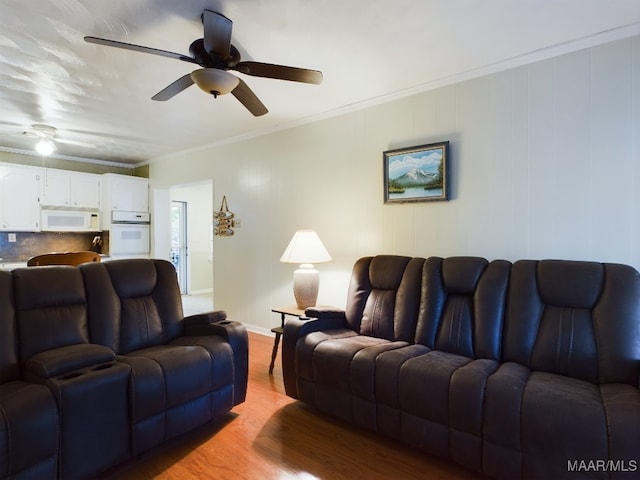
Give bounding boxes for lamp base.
[293,264,319,310]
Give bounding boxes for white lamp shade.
[190,68,239,96]
[280,230,331,309]
[280,230,332,265]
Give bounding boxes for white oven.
[109,211,150,256]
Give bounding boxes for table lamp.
[280,230,332,309]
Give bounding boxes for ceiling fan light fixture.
[35,138,56,156]
[190,68,239,96]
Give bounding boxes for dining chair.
[27,251,101,267]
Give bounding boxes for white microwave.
[41,210,100,232]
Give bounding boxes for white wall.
[151,187,171,260]
[150,35,640,331]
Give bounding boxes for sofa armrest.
[183,310,227,326]
[304,306,347,321]
[183,313,249,404]
[282,311,348,398]
[24,344,115,380]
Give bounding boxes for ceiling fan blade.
[202,10,232,59]
[231,79,268,117]
[55,138,96,148]
[233,62,323,85]
[151,74,195,101]
[84,36,197,64]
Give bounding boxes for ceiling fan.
[19,124,96,156]
[84,10,323,117]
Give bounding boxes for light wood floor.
[102,332,484,479]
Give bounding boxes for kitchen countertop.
[0,262,28,270]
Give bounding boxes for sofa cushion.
[399,351,471,459]
[345,256,424,341]
[503,260,640,385]
[0,381,58,479]
[399,351,500,471]
[119,295,165,352]
[600,383,640,465]
[122,345,212,413]
[482,362,529,479]
[81,259,185,353]
[415,257,509,360]
[12,266,89,361]
[117,344,215,455]
[520,371,608,478]
[182,319,248,405]
[375,344,431,439]
[169,335,234,395]
[483,364,640,479]
[294,329,358,404]
[311,334,408,428]
[486,366,613,477]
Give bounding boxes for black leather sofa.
[283,255,640,479]
[0,258,247,479]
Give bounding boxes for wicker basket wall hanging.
[214,195,235,237]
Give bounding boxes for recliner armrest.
[24,344,115,380]
[304,306,346,322]
[183,313,249,404]
[183,310,227,326]
[282,313,348,398]
[184,316,245,342]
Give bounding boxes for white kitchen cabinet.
[40,169,69,207]
[41,170,100,209]
[102,173,148,213]
[72,173,101,209]
[0,164,42,231]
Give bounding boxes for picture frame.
[383,141,449,204]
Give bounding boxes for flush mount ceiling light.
[35,138,56,156]
[190,68,239,97]
[22,124,95,156]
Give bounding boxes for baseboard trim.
[245,325,273,337]
[186,288,213,296]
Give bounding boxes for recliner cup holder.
[58,371,83,381]
[56,362,115,381]
[92,362,115,371]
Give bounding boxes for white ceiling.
[0,0,639,167]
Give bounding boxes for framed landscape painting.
[383,141,449,204]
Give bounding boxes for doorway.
[168,181,214,297]
[171,200,188,294]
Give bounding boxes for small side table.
[269,306,304,374]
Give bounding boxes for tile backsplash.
[0,231,107,262]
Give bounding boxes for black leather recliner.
[0,258,247,479]
[0,270,59,479]
[80,259,248,456]
[11,265,130,480]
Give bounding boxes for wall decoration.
[383,141,449,203]
[214,195,235,236]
